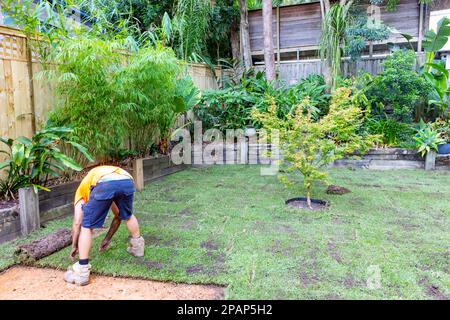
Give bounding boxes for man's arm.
[69,200,84,261]
[99,202,122,252]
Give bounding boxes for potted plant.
[414,125,445,156]
[432,118,450,154]
[414,124,445,170]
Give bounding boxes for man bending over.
[64,165,145,286]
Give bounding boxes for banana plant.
[0,126,93,200]
[420,17,450,117]
[423,17,450,70]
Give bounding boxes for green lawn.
[1,165,449,299]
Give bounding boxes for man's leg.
[64,227,93,286]
[78,227,93,260]
[125,215,140,238]
[125,215,144,257]
[115,180,145,257]
[65,191,112,286]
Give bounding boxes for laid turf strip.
[14,228,72,263]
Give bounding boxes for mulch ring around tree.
[286,197,330,211]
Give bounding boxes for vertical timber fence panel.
[255,55,414,85]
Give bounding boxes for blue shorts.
[81,179,136,229]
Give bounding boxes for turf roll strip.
[14,228,72,263]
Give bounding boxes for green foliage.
[252,87,376,208]
[174,0,212,61]
[414,124,445,157]
[45,36,125,161]
[345,10,390,61]
[423,17,450,59]
[0,127,93,201]
[206,0,239,61]
[288,75,331,118]
[79,0,176,35]
[116,45,182,154]
[1,0,74,62]
[194,73,330,132]
[46,36,188,160]
[363,50,432,123]
[431,118,450,143]
[364,117,414,147]
[194,89,253,131]
[320,3,352,88]
[421,17,450,119]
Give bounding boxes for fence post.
[425,151,436,170]
[240,140,249,164]
[19,187,40,236]
[132,159,144,191]
[25,37,37,134]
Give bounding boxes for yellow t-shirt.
[74,166,133,205]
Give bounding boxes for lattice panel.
[0,32,27,61]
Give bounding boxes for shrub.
[45,36,125,162]
[194,88,255,131]
[46,37,187,160]
[194,73,329,131]
[288,75,330,118]
[116,45,184,155]
[364,50,432,123]
[0,127,93,201]
[252,87,377,209]
[364,117,415,147]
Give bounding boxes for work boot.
[127,236,145,257]
[64,262,91,286]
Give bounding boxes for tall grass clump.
[45,36,189,162]
[45,36,125,163]
[116,45,182,155]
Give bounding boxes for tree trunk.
[262,0,276,81]
[320,0,332,90]
[238,0,252,70]
[230,19,241,62]
[306,191,312,209]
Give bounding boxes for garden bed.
[332,148,425,170]
[0,202,20,243]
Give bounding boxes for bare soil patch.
[326,185,351,195]
[0,266,224,300]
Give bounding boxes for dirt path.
[0,266,224,300]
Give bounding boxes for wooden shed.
[248,0,429,63]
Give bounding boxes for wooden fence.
[0,25,219,142]
[255,54,425,85]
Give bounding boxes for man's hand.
[98,203,122,253]
[69,246,78,261]
[99,239,111,252]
